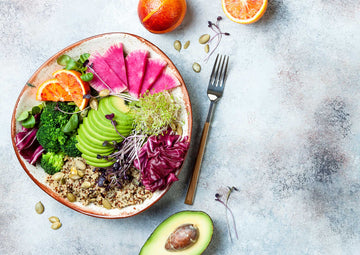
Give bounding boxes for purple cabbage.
[134,131,189,192]
[15,127,44,165]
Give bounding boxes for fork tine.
[219,56,229,88]
[209,54,220,85]
[216,55,227,87]
[213,55,223,86]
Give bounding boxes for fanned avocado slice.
[140,211,213,255]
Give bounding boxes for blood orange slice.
[53,70,90,110]
[36,78,72,102]
[222,0,267,24]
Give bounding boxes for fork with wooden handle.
[185,54,229,205]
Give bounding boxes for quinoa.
[45,157,153,209]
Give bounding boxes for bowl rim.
[10,32,193,219]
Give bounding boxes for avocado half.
[140,211,213,255]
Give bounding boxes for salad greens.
[57,53,94,81]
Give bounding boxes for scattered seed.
[170,123,177,131]
[48,216,60,223]
[177,125,183,136]
[53,172,64,182]
[192,63,201,73]
[60,177,66,185]
[51,222,62,230]
[80,108,89,118]
[102,199,112,209]
[174,40,181,52]
[205,44,210,53]
[99,89,110,97]
[89,98,98,110]
[67,193,76,202]
[199,34,210,44]
[183,40,190,49]
[81,181,91,189]
[75,160,86,171]
[35,201,44,214]
[77,170,85,178]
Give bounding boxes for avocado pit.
[165,224,199,251]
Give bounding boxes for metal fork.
[185,54,229,205]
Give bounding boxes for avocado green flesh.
[76,142,111,158]
[89,108,133,134]
[82,118,121,141]
[140,211,213,255]
[81,153,114,167]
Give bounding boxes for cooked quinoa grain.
[46,157,152,209]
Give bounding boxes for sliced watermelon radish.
[89,53,127,94]
[103,43,128,88]
[147,70,180,95]
[126,50,148,98]
[139,58,167,96]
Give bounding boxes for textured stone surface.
[1,0,360,254]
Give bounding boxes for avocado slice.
[81,153,114,167]
[140,211,213,255]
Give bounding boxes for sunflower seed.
[174,40,181,52]
[204,44,209,53]
[48,216,60,223]
[89,98,98,110]
[53,172,64,181]
[199,34,210,44]
[99,89,110,97]
[183,40,190,49]
[35,201,44,214]
[51,222,62,230]
[192,63,201,73]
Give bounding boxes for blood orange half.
[222,0,267,24]
[53,70,90,110]
[36,78,72,102]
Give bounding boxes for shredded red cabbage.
[15,128,44,165]
[134,130,189,192]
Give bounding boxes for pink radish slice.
[89,53,127,94]
[139,58,167,97]
[103,43,128,89]
[125,50,148,98]
[148,70,180,95]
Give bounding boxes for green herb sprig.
[57,53,93,82]
[17,104,44,128]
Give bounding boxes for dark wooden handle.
[185,122,210,205]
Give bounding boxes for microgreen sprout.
[204,16,230,62]
[57,53,93,81]
[215,186,239,242]
[55,102,90,115]
[105,113,125,139]
[26,82,36,88]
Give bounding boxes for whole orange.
[138,0,187,34]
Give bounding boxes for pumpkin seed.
[99,89,110,97]
[177,125,183,136]
[53,172,64,182]
[174,40,181,52]
[77,170,85,178]
[80,108,89,119]
[89,198,96,203]
[192,63,201,73]
[35,201,44,214]
[81,181,91,189]
[60,177,66,185]
[67,193,76,202]
[183,40,190,49]
[199,34,210,44]
[102,199,112,209]
[75,160,86,171]
[170,123,177,131]
[205,44,210,53]
[51,222,62,230]
[48,216,60,223]
[89,98,98,110]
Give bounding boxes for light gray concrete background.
[1,0,360,254]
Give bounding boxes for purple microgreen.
[215,186,239,242]
[105,113,114,120]
[204,16,230,63]
[87,63,115,94]
[55,102,89,115]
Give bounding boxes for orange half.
[53,70,90,110]
[36,78,73,102]
[222,0,267,24]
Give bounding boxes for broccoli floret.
[40,102,75,127]
[36,102,78,153]
[37,124,67,152]
[60,135,81,157]
[40,151,65,175]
